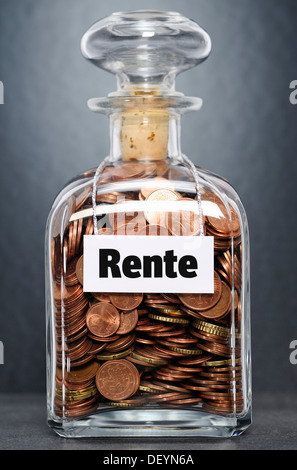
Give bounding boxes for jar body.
[45,157,251,438]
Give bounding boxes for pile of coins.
[51,161,243,418]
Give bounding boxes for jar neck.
[109,109,182,163]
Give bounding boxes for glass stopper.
[81,10,211,94]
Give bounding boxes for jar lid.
[81,10,211,101]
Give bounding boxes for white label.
[83,235,214,294]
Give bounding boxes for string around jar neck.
[92,156,111,236]
[181,153,205,237]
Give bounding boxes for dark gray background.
[0,0,296,397]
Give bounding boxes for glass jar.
[45,10,251,438]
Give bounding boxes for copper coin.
[135,323,166,332]
[62,402,99,418]
[164,335,198,346]
[126,355,156,369]
[66,326,89,344]
[62,377,94,390]
[51,236,62,280]
[110,293,143,311]
[147,392,190,402]
[148,327,186,338]
[87,342,107,355]
[196,341,233,358]
[169,397,202,405]
[153,345,188,358]
[161,293,181,304]
[144,293,167,302]
[105,334,136,353]
[192,381,242,391]
[199,371,242,381]
[198,282,231,320]
[112,162,145,181]
[63,256,79,286]
[84,217,94,236]
[203,396,244,406]
[208,200,240,237]
[114,222,146,236]
[152,380,190,393]
[145,189,181,226]
[75,255,84,285]
[135,346,165,360]
[166,198,205,237]
[203,403,243,415]
[86,303,120,338]
[96,346,135,361]
[68,221,75,259]
[137,224,171,236]
[155,368,194,380]
[153,371,186,382]
[138,309,149,316]
[65,361,99,385]
[178,271,222,312]
[135,346,172,360]
[117,309,139,335]
[139,177,171,200]
[53,283,82,304]
[206,365,242,373]
[178,353,213,366]
[63,336,92,359]
[67,354,95,368]
[54,393,97,409]
[88,333,120,342]
[199,391,238,400]
[95,359,140,401]
[135,337,156,345]
[167,363,203,374]
[111,209,146,233]
[92,293,111,303]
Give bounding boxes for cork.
[119,109,169,161]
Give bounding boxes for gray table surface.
[0,392,296,450]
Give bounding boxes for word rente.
[83,235,214,294]
[99,249,198,279]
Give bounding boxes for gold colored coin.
[167,346,203,356]
[96,346,135,361]
[129,351,167,366]
[148,313,190,325]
